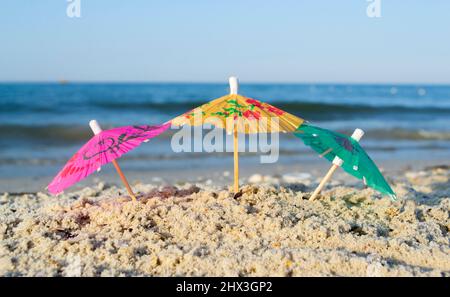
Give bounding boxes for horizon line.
[1,80,450,86]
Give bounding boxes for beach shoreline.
[1,157,448,194]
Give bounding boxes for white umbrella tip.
[89,120,103,134]
[229,76,239,95]
[351,128,365,141]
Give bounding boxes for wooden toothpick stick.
[234,126,239,194]
[89,120,137,201]
[309,164,339,201]
[319,148,333,158]
[229,76,240,194]
[309,128,365,201]
[111,160,138,201]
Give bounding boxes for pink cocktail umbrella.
[47,120,170,200]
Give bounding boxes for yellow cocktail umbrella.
[171,77,304,193]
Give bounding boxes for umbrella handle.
[233,126,239,194]
[89,120,137,202]
[309,128,365,201]
[111,159,138,202]
[309,164,339,201]
[229,77,240,193]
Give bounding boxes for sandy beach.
[1,164,448,277]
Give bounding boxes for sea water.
[0,83,449,183]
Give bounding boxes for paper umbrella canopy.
[170,77,305,193]
[170,94,304,133]
[47,123,170,195]
[294,123,396,200]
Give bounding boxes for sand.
[0,165,449,277]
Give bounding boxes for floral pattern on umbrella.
[47,123,171,195]
[171,95,303,133]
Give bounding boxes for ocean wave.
[0,125,91,143]
[1,124,450,144]
[3,100,450,115]
[2,143,449,167]
[92,101,450,114]
[361,128,450,141]
[0,124,175,143]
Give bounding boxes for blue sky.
[1,1,449,83]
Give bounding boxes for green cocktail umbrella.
[294,123,396,201]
